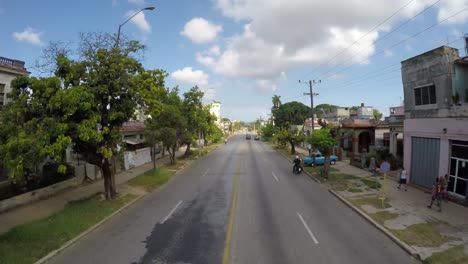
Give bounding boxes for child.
[397,167,408,191]
[427,177,442,212]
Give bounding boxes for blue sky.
[1,0,467,121]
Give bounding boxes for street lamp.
[115,6,155,47]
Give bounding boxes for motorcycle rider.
[293,155,302,173]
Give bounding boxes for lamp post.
[115,6,155,47]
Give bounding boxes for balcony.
[0,57,28,73]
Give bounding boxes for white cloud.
[437,0,468,24]
[384,50,394,57]
[125,10,151,33]
[204,0,468,92]
[181,18,222,44]
[128,0,145,4]
[171,67,209,86]
[12,27,43,45]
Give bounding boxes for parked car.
[246,134,251,140]
[254,135,260,140]
[303,152,338,166]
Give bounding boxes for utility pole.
[299,80,320,132]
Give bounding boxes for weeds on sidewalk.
[0,194,136,264]
[392,221,460,248]
[423,245,468,264]
[369,211,399,225]
[351,195,391,209]
[361,178,381,189]
[128,167,176,190]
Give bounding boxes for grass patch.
[0,194,136,264]
[392,221,459,248]
[361,178,381,189]
[347,187,363,193]
[328,173,358,181]
[351,195,391,209]
[128,167,175,189]
[423,245,468,264]
[369,211,399,225]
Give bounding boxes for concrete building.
[385,106,405,158]
[209,101,221,126]
[0,57,29,111]
[321,107,350,123]
[402,46,468,202]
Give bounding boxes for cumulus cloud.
[12,27,43,45]
[181,18,222,44]
[171,67,209,86]
[125,10,151,33]
[201,0,468,92]
[171,67,218,100]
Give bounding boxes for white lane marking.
[162,200,183,224]
[272,172,279,182]
[297,212,319,244]
[202,168,210,177]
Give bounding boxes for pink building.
[402,46,468,202]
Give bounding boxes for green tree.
[272,101,310,129]
[314,104,337,118]
[307,128,337,177]
[259,123,278,139]
[182,86,205,156]
[373,109,383,120]
[272,94,282,110]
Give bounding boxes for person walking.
[428,177,443,212]
[397,166,408,191]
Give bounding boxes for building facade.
[209,101,221,126]
[402,46,468,202]
[0,57,29,111]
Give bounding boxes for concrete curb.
[328,189,421,261]
[35,194,145,264]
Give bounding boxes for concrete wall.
[404,118,468,183]
[123,147,151,170]
[0,176,78,213]
[401,46,460,119]
[0,71,18,106]
[454,63,468,104]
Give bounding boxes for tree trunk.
[290,141,296,154]
[102,158,116,200]
[324,155,330,178]
[171,145,177,164]
[167,147,174,164]
[152,145,156,170]
[184,143,191,157]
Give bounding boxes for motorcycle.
[292,163,303,174]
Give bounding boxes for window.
[0,84,5,110]
[414,84,436,105]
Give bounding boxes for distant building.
[0,56,29,111]
[209,101,221,126]
[385,106,404,158]
[357,103,374,120]
[321,107,350,123]
[401,45,468,202]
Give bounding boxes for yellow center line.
[222,159,241,264]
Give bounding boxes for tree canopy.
[272,101,310,129]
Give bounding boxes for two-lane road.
[49,134,417,264]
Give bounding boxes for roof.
[0,56,29,75]
[123,139,145,145]
[120,121,145,132]
[455,57,468,66]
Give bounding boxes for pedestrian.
[441,174,449,202]
[427,177,442,212]
[397,166,408,191]
[307,144,312,155]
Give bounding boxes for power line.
[303,0,417,80]
[320,9,468,81]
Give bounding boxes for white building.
[209,101,221,126]
[0,56,29,111]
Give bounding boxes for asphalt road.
[49,134,418,264]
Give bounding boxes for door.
[448,141,468,198]
[410,137,440,188]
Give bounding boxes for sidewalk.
[330,161,468,260]
[0,149,185,235]
[289,146,468,260]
